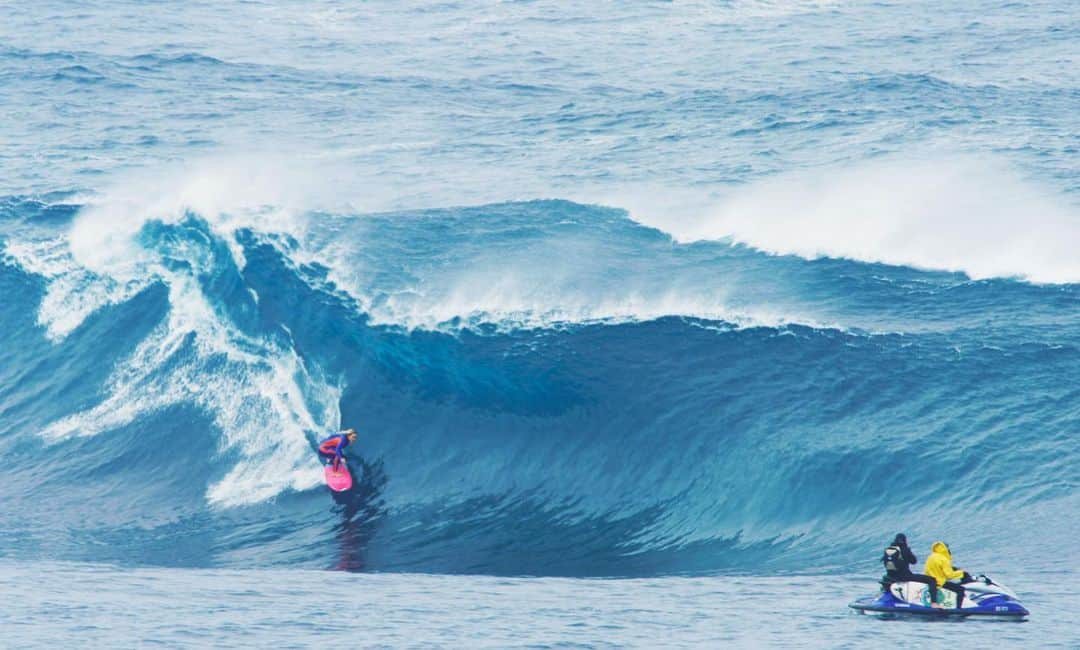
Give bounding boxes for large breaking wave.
[0,171,1077,576]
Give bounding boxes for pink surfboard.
[324,459,353,492]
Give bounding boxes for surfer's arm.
[331,435,348,465]
[902,546,917,565]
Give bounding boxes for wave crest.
[628,155,1080,284]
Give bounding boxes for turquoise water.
[0,0,1077,646]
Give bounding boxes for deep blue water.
[0,0,1077,646]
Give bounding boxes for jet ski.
[849,574,1029,619]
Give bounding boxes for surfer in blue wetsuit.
[318,429,358,470]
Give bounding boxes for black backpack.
[881,545,908,573]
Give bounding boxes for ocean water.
[1,0,1077,647]
[3,564,1077,648]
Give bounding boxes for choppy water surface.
[0,0,1077,646]
[2,564,1075,648]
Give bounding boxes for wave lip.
[630,156,1080,285]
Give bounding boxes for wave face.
[1,195,1076,575]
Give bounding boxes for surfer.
[318,429,358,470]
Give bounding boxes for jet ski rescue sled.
[849,574,1028,619]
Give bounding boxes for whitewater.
[0,0,1077,647]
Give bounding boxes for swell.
[0,197,1077,576]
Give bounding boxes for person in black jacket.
[881,533,943,608]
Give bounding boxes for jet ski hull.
[849,576,1029,619]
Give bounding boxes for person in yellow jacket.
[924,541,972,607]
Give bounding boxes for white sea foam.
[311,225,838,333]
[22,156,352,507]
[357,278,828,333]
[623,156,1080,284]
[36,268,342,506]
[2,237,148,341]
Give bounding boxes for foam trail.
[20,157,357,507]
[35,264,341,506]
[627,156,1080,284]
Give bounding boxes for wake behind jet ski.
[849,573,1029,619]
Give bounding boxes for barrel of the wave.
[318,429,358,492]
